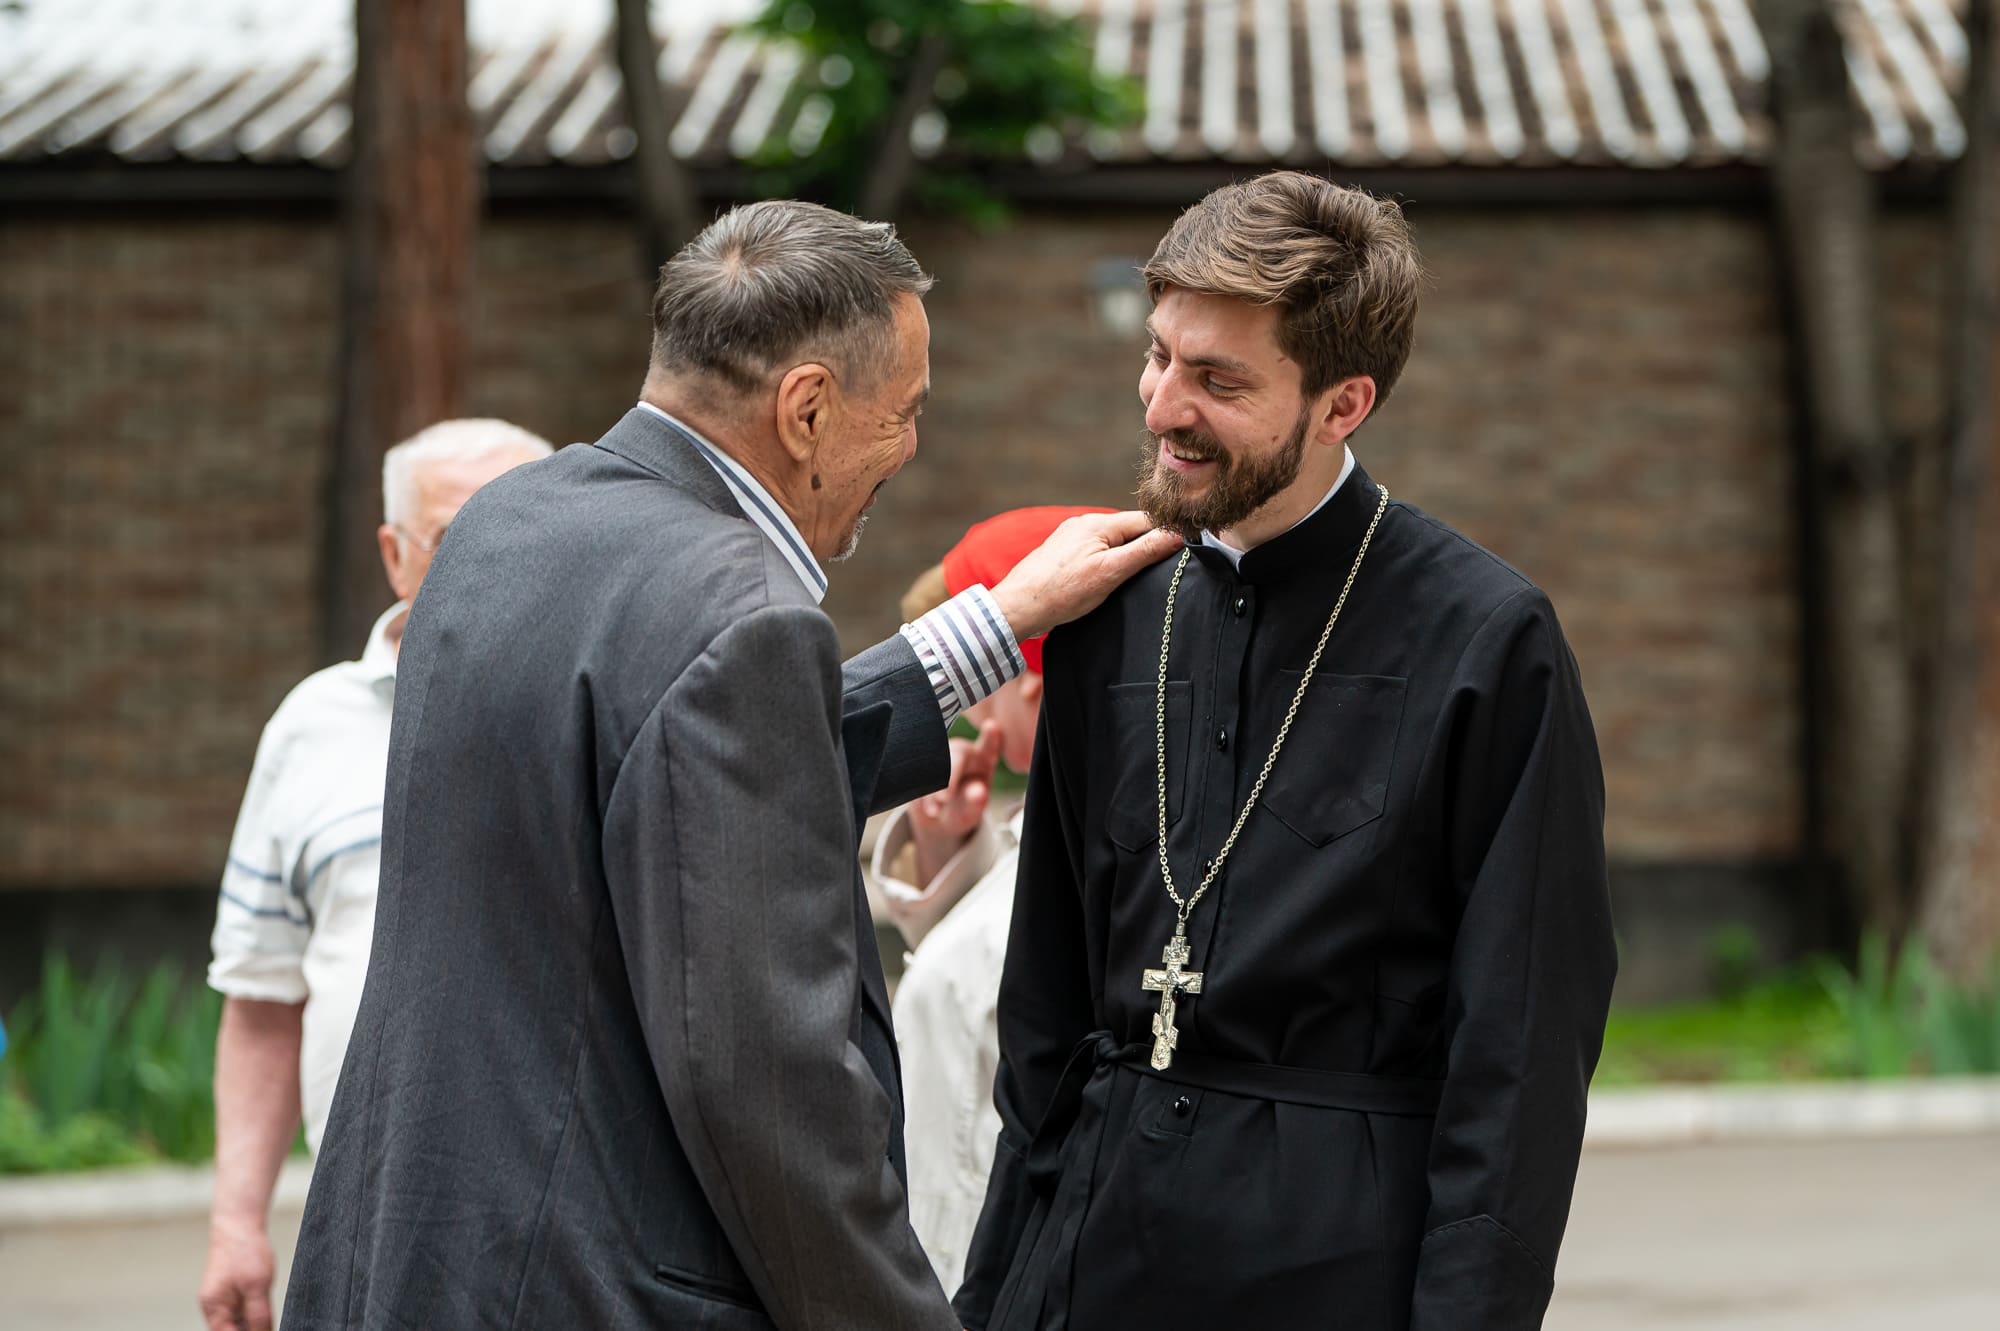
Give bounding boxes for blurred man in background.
[874,506,1111,1290]
[198,419,552,1331]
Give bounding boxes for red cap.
[941,506,1117,675]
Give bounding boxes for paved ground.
[1548,1134,2000,1330]
[0,1205,302,1330]
[1,1135,1995,1329]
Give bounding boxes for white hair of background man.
[381,418,555,527]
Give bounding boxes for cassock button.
[1233,595,1247,617]
[1172,1095,1193,1117]
[1215,729,1229,751]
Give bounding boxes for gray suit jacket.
[282,409,960,1330]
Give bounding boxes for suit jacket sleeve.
[1411,589,1617,1331]
[602,604,957,1331]
[953,629,1096,1329]
[844,634,950,815]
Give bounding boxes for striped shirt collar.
[635,401,827,603]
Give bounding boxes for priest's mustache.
[1146,429,1228,466]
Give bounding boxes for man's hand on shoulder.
[989,511,1182,642]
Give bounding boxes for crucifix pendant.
[1141,930,1204,1070]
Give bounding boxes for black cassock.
[954,464,1617,1331]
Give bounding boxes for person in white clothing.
[198,419,552,1331]
[873,506,1110,1291]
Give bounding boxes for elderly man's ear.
[377,524,416,602]
[775,362,837,479]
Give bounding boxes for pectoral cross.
[1141,931,1204,1070]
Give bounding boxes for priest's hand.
[989,511,1181,642]
[908,721,1001,885]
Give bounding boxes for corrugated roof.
[0,0,1971,171]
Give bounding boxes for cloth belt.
[995,1031,1444,1330]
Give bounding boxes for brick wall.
[0,201,1948,891]
[868,208,1826,865]
[1,217,337,888]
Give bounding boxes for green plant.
[1594,970,1848,1086]
[0,1089,148,1174]
[1912,951,2000,1075]
[744,0,1141,219]
[2,953,222,1168]
[1814,935,2000,1078]
[1705,922,1765,1000]
[1815,933,1926,1077]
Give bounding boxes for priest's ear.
[774,361,838,467]
[1313,374,1378,445]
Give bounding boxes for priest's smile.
[1158,438,1218,476]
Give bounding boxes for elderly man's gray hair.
[650,200,934,395]
[382,418,554,527]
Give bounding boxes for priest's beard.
[1136,405,1312,541]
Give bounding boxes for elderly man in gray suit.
[281,201,1175,1331]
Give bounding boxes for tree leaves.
[744,0,1140,219]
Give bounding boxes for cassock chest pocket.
[1103,680,1190,852]
[1260,672,1408,846]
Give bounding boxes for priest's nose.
[1143,366,1197,437]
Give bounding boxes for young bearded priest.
[954,172,1617,1331]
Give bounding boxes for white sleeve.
[207,713,311,1003]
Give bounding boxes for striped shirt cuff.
[900,585,1025,727]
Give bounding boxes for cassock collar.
[1185,458,1388,588]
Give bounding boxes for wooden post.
[1918,0,2000,976]
[320,0,476,661]
[858,32,951,221]
[614,0,702,271]
[1761,0,1915,940]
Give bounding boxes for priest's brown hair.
[1142,172,1423,407]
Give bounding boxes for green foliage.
[1816,935,2000,1078]
[1594,972,1849,1086]
[1814,933,1926,1077]
[0,1091,148,1174]
[1597,939,2000,1087]
[1,954,222,1171]
[1921,955,2000,1075]
[744,0,1141,218]
[1705,922,1765,1000]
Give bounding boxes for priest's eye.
[1146,347,1167,367]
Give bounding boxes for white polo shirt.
[208,603,403,1154]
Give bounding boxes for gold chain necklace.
[1140,482,1391,1069]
